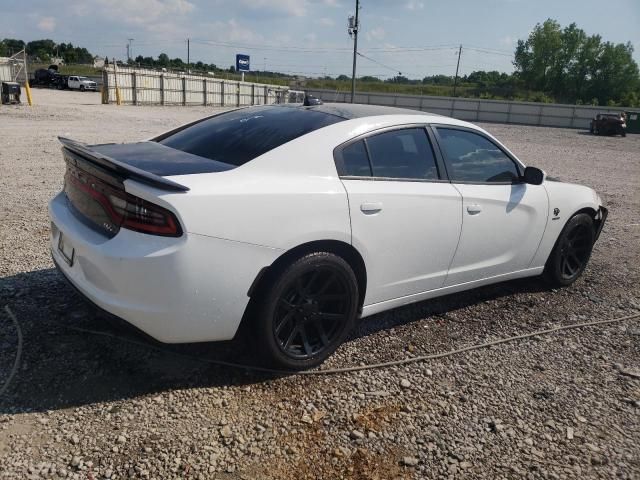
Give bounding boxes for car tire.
[544,213,595,287]
[252,252,359,370]
[80,85,85,92]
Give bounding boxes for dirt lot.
[0,89,639,479]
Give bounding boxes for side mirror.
[522,166,544,185]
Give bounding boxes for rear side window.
[158,106,343,167]
[366,128,439,180]
[436,128,520,183]
[340,140,371,176]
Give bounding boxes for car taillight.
[68,171,182,237]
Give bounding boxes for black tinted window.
[366,128,439,180]
[158,106,343,167]
[436,128,519,183]
[340,140,371,176]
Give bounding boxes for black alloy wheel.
[544,213,595,287]
[274,267,350,359]
[558,223,592,280]
[253,252,359,370]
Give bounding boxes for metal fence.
[103,66,291,106]
[0,53,27,83]
[306,89,630,130]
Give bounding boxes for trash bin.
[1,82,21,104]
[625,111,640,134]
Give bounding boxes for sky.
[2,0,639,79]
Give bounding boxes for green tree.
[588,41,639,105]
[1,38,25,55]
[26,39,56,61]
[157,53,170,67]
[514,19,640,105]
[514,19,563,92]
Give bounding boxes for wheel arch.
[236,240,368,340]
[572,206,597,218]
[248,239,367,309]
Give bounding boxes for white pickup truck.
[67,76,97,91]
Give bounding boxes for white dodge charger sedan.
[49,103,607,369]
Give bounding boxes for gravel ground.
[1,89,639,479]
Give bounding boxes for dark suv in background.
[590,113,627,137]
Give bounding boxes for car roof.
[283,102,441,120]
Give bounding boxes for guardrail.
[103,66,290,106]
[306,89,631,130]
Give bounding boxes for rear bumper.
[49,192,281,343]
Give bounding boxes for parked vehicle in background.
[32,66,59,87]
[590,113,627,136]
[67,76,97,91]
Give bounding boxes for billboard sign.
[236,54,250,72]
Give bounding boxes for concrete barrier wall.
[104,66,290,106]
[306,89,628,130]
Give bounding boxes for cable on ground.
[43,310,640,376]
[2,305,639,383]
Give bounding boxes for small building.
[93,56,105,69]
[50,56,65,66]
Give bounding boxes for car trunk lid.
[60,137,204,237]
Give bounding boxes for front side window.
[365,128,439,180]
[436,128,520,183]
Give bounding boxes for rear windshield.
[157,106,344,167]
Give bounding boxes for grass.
[30,63,102,76]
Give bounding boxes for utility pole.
[127,38,134,63]
[453,44,462,97]
[349,0,360,103]
[187,38,190,72]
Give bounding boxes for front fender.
[529,180,603,268]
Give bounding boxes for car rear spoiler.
[58,136,190,192]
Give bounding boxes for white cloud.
[321,0,341,6]
[205,19,265,43]
[366,26,386,41]
[405,0,424,10]
[238,0,308,17]
[96,0,195,25]
[319,17,335,27]
[37,16,56,32]
[500,35,516,46]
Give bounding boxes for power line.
[356,52,403,76]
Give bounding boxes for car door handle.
[360,202,383,214]
[466,204,482,215]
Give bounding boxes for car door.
[431,126,548,286]
[336,126,463,305]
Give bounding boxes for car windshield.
[157,106,344,167]
[78,77,89,81]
